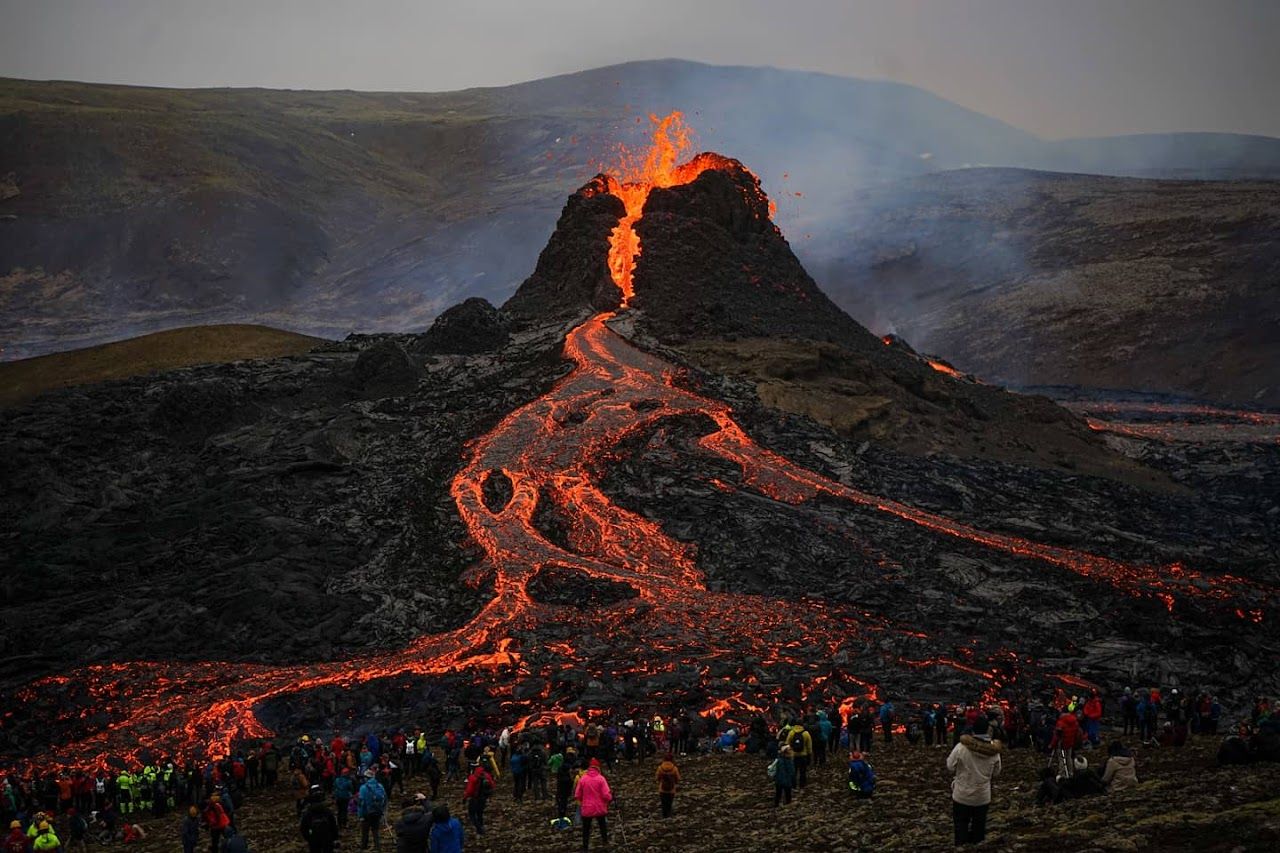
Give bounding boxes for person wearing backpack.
[847,751,875,799]
[655,753,681,818]
[202,794,231,853]
[784,723,812,789]
[461,760,494,836]
[300,787,339,853]
[878,701,896,745]
[771,745,797,806]
[357,769,388,852]
[573,758,612,852]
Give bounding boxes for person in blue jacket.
[847,751,876,799]
[428,804,464,853]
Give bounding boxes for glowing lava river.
[7,115,1276,772]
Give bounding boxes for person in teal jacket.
[772,745,797,806]
[332,772,354,831]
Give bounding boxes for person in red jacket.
[1082,692,1104,747]
[203,794,231,853]
[574,758,613,852]
[462,760,494,836]
[1049,710,1083,776]
[5,820,27,853]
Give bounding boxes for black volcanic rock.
[503,175,623,323]
[419,297,510,354]
[353,338,421,395]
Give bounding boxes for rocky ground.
[111,737,1279,852]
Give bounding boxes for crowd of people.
[1,689,1276,851]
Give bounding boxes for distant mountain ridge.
[2,58,1279,375]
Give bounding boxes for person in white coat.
[946,715,1003,845]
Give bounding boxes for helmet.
[38,822,50,832]
[8,820,19,830]
[301,735,311,743]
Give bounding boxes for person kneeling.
[846,751,875,799]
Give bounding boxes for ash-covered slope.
[807,168,1280,406]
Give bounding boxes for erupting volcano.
[4,113,1277,773]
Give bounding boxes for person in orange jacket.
[655,753,681,818]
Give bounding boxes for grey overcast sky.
[1,0,1277,139]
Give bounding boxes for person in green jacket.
[116,771,135,814]
[32,821,61,851]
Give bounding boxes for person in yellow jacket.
[32,821,61,851]
[782,722,813,789]
[481,746,501,780]
[116,770,135,815]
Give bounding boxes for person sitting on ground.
[1101,741,1138,792]
[120,822,146,844]
[427,804,464,853]
[1060,756,1105,799]
[846,751,875,799]
[223,828,250,853]
[1034,767,1065,806]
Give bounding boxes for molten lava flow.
[927,359,965,380]
[1067,399,1280,444]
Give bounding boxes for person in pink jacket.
[573,758,613,852]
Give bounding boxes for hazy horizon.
[1,0,1277,140]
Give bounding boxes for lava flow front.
[7,115,1275,772]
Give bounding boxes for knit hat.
[8,821,18,830]
[849,751,863,761]
[589,758,601,769]
[364,768,376,778]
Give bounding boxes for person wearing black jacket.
[300,788,339,853]
[393,795,432,853]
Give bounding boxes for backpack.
[789,730,805,753]
[362,781,387,815]
[766,759,778,780]
[473,771,494,802]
